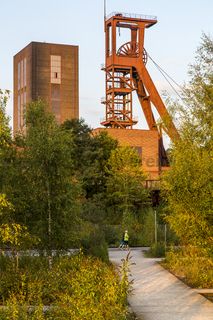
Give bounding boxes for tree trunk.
[46,179,52,269]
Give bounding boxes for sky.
[1,0,213,133]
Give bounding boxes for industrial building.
[95,12,178,182]
[13,41,79,133]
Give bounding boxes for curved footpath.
[109,248,213,320]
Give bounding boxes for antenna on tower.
[104,0,107,31]
[104,0,107,20]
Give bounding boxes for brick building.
[13,41,79,133]
[93,128,169,183]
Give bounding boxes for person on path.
[123,230,129,250]
[119,232,125,249]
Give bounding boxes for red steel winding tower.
[101,12,178,142]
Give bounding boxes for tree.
[0,194,14,226]
[62,121,118,223]
[0,223,39,269]
[0,90,11,152]
[61,118,92,171]
[0,90,13,192]
[106,146,149,224]
[10,101,82,251]
[162,34,213,249]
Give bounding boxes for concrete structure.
[109,249,213,320]
[13,41,79,133]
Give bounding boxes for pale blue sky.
[1,0,213,132]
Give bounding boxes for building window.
[18,58,27,90]
[51,84,60,122]
[20,93,23,127]
[23,58,27,87]
[18,62,21,90]
[17,58,27,130]
[50,55,61,84]
[20,60,24,89]
[18,94,21,129]
[133,146,142,159]
[23,91,26,126]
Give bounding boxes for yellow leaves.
[51,254,128,319]
[0,194,14,215]
[162,136,212,247]
[164,246,213,288]
[0,223,40,249]
[0,223,26,247]
[0,253,128,319]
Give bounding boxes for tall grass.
[0,253,130,319]
[162,246,213,288]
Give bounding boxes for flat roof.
[106,12,157,22]
[14,41,78,57]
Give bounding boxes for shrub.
[103,224,121,247]
[0,254,129,320]
[146,242,165,258]
[80,225,109,263]
[141,209,155,246]
[122,211,143,247]
[163,246,213,288]
[49,255,128,320]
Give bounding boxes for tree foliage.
[0,254,130,319]
[3,101,82,250]
[62,121,119,224]
[0,90,11,152]
[162,34,213,249]
[106,146,149,223]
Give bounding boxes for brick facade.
[13,42,79,133]
[93,128,161,180]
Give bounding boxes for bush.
[80,225,109,263]
[146,242,165,258]
[49,255,128,320]
[103,224,121,247]
[163,246,213,288]
[0,254,129,320]
[140,209,155,246]
[122,211,143,247]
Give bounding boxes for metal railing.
[106,12,157,21]
[100,115,138,123]
[144,180,161,189]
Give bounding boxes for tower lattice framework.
[101,12,179,142]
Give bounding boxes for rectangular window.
[52,99,61,123]
[23,91,26,126]
[18,62,21,90]
[20,60,24,89]
[18,94,21,129]
[17,58,27,129]
[50,55,61,84]
[20,93,23,127]
[23,58,27,87]
[18,58,27,90]
[134,146,142,159]
[51,84,60,122]
[23,91,26,105]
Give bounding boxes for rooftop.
[106,12,157,21]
